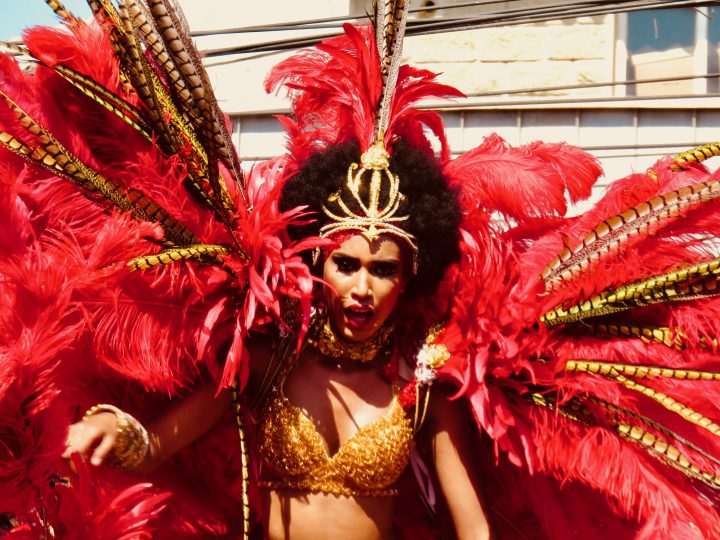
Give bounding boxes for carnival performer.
[3,1,720,539]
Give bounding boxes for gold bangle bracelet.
[83,403,150,470]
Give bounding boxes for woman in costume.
[4,1,720,539]
[64,134,492,540]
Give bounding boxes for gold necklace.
[309,317,394,363]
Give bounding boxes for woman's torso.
[255,346,412,540]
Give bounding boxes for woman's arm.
[427,385,492,540]
[63,380,233,471]
[63,332,274,470]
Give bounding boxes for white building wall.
[178,1,720,214]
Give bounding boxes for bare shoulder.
[426,383,473,433]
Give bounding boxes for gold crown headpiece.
[313,2,418,272]
[317,141,419,274]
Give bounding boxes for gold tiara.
[318,142,419,273]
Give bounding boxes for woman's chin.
[339,323,378,343]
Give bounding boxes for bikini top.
[257,381,414,497]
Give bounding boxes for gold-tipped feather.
[373,0,409,140]
[541,180,720,288]
[0,90,199,246]
[563,359,720,438]
[581,323,682,348]
[613,371,720,437]
[542,257,720,327]
[127,243,230,270]
[564,360,720,382]
[232,384,252,540]
[617,422,720,489]
[531,390,720,489]
[674,142,720,168]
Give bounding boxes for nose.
[351,268,371,300]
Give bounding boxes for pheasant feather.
[542,179,720,288]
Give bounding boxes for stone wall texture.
[402,16,616,98]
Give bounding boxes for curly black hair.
[279,140,461,297]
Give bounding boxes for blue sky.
[1,0,91,40]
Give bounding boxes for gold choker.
[310,318,394,363]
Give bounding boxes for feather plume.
[374,0,409,140]
[54,456,171,540]
[267,24,463,165]
[220,157,332,389]
[541,178,720,288]
[443,133,602,222]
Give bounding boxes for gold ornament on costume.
[319,141,419,273]
[414,323,450,385]
[309,315,394,363]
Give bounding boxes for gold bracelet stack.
[82,403,150,470]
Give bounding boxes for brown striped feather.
[50,64,152,138]
[148,0,212,126]
[44,0,77,23]
[148,0,244,203]
[116,1,168,130]
[0,41,31,56]
[542,257,720,326]
[373,0,408,140]
[0,91,200,245]
[532,391,720,489]
[129,1,200,125]
[89,0,142,83]
[0,129,103,197]
[541,179,720,288]
[127,243,230,270]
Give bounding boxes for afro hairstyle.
[279,140,461,297]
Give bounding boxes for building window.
[627,8,695,54]
[708,7,720,93]
[620,7,710,96]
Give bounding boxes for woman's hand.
[62,411,118,466]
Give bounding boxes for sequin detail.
[258,391,413,497]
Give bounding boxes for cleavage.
[281,366,395,457]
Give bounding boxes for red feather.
[444,133,602,222]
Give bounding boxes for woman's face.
[322,234,408,343]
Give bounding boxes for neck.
[309,317,394,366]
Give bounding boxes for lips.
[344,305,374,329]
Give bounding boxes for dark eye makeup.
[333,255,360,273]
[371,261,400,277]
[332,255,400,278]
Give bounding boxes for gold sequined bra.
[257,385,414,497]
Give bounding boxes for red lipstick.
[344,304,374,329]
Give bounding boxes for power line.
[199,0,716,57]
[190,0,525,37]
